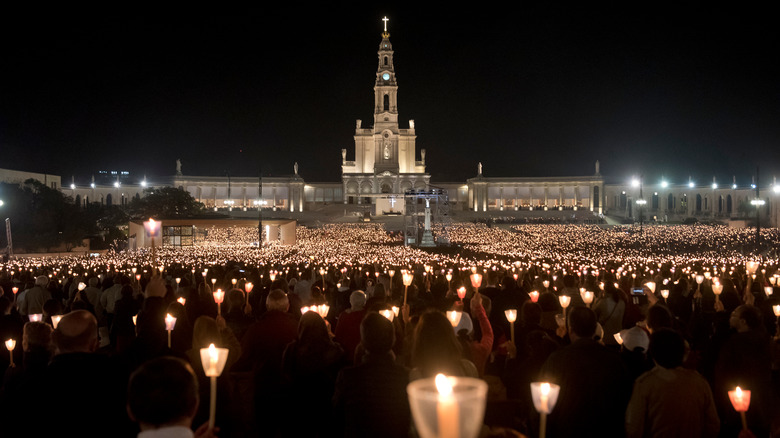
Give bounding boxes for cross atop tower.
[382,16,389,32]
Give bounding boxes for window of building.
[163,226,194,247]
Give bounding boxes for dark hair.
[649,328,685,369]
[646,305,673,332]
[411,310,464,377]
[360,312,394,354]
[226,288,245,311]
[735,305,762,330]
[521,301,542,326]
[568,306,597,338]
[127,357,199,427]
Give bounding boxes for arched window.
[106,194,112,206]
[727,194,733,213]
[651,193,659,209]
[696,194,702,212]
[383,94,390,111]
[384,56,389,66]
[667,193,675,210]
[593,186,600,208]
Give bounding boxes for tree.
[129,186,205,219]
[0,180,98,252]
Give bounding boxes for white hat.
[618,326,650,352]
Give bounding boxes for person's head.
[88,277,99,288]
[35,275,49,288]
[52,310,99,354]
[350,290,367,311]
[360,312,395,355]
[43,299,62,317]
[191,316,220,350]
[266,289,289,312]
[373,283,386,300]
[120,285,134,300]
[521,301,542,326]
[646,305,673,333]
[226,289,245,312]
[411,310,463,377]
[618,326,650,353]
[568,306,597,341]
[649,328,685,369]
[487,270,499,286]
[23,321,52,352]
[127,357,199,430]
[730,305,762,332]
[297,311,330,348]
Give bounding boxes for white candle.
[435,374,459,438]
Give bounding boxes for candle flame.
[435,373,453,397]
[540,382,551,396]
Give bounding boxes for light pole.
[635,175,646,232]
[751,166,764,249]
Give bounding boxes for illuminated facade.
[56,18,779,228]
[341,25,429,204]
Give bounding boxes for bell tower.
[341,17,429,203]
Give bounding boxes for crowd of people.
[0,222,779,437]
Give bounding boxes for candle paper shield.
[200,344,229,377]
[407,375,487,438]
[446,310,462,328]
[530,382,560,415]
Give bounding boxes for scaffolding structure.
[403,187,451,246]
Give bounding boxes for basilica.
[9,19,778,229]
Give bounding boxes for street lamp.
[752,167,763,248]
[635,175,646,231]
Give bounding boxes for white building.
[35,18,780,229]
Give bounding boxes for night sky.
[2,5,779,187]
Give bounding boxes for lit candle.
[317,304,330,319]
[379,309,394,322]
[435,374,459,438]
[505,309,517,344]
[5,339,16,368]
[213,289,225,315]
[529,290,539,303]
[402,272,414,306]
[29,314,43,322]
[530,381,560,438]
[51,315,62,329]
[470,273,482,289]
[206,344,218,428]
[773,305,780,318]
[580,290,594,307]
[165,313,177,348]
[457,287,466,302]
[728,386,751,430]
[446,310,462,328]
